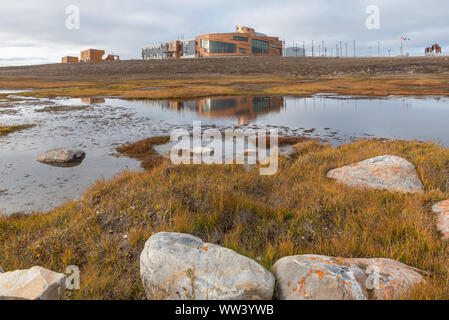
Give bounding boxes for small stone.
[37,148,86,164]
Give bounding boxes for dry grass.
[0,78,92,90]
[1,138,449,300]
[2,75,448,101]
[116,136,170,170]
[0,124,35,136]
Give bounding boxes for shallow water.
[1,94,449,214]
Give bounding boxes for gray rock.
[273,255,424,300]
[37,148,86,164]
[0,266,66,300]
[326,155,424,193]
[432,200,449,239]
[140,232,275,300]
[281,146,297,158]
[0,266,3,274]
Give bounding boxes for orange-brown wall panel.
[195,33,282,57]
[61,56,79,63]
[80,49,105,62]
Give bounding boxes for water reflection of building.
[81,97,106,104]
[165,96,284,125]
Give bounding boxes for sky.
[0,0,448,66]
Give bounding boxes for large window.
[209,41,236,53]
[201,40,210,52]
[251,39,269,54]
[233,36,248,42]
[271,43,279,48]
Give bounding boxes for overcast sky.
[1,0,448,66]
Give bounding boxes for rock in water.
[432,200,449,239]
[273,255,424,300]
[326,155,424,193]
[37,148,86,164]
[0,266,66,300]
[140,232,275,300]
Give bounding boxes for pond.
[1,94,449,214]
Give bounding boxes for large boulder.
[0,266,66,300]
[140,232,275,300]
[273,255,424,300]
[432,200,449,239]
[37,148,86,164]
[326,155,424,193]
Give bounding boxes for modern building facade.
[80,49,105,62]
[142,26,283,59]
[142,40,196,59]
[196,26,282,58]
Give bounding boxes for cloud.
[0,0,448,65]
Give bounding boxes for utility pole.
[336,44,339,57]
[312,40,314,57]
[345,42,348,57]
[353,40,356,57]
[303,41,305,56]
[318,45,321,57]
[340,41,342,57]
[322,40,324,56]
[378,41,380,57]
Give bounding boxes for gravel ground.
[1,56,448,80]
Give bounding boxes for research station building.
[142,25,283,59]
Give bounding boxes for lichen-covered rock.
[326,155,424,193]
[37,148,86,164]
[347,258,424,300]
[273,255,367,300]
[432,200,449,239]
[273,255,424,300]
[0,266,66,300]
[140,232,275,300]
